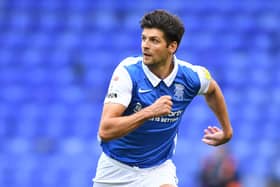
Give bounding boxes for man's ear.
[168,41,178,53]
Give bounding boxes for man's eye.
[151,39,159,43]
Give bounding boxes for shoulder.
[109,57,141,84]
[176,58,211,79]
[176,58,200,80]
[176,58,205,74]
[112,56,142,76]
[118,56,142,68]
[116,56,143,79]
[176,57,212,94]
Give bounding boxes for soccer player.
[93,9,233,187]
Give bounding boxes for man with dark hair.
[140,10,185,47]
[93,9,233,187]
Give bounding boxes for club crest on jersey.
[174,83,184,101]
[133,102,142,113]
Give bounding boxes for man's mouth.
[143,52,152,57]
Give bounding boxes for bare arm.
[202,80,233,146]
[98,96,173,142]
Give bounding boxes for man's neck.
[147,57,174,79]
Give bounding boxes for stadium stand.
[0,0,279,186]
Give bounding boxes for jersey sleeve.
[194,66,212,95]
[104,65,133,107]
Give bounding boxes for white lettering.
[148,110,183,123]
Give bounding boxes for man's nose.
[142,40,150,49]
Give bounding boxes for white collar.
[142,56,178,87]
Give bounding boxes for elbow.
[98,122,120,142]
[98,129,114,142]
[225,127,233,142]
[98,119,114,142]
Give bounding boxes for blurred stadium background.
[0,0,279,186]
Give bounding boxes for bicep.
[101,103,127,120]
[204,80,224,106]
[98,103,128,141]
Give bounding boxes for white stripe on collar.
[142,56,179,87]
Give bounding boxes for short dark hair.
[140,10,185,46]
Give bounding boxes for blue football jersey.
[101,56,211,168]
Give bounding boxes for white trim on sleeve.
[193,66,212,95]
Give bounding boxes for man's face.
[141,28,173,66]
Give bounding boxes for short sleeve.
[104,65,132,107]
[194,66,212,95]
